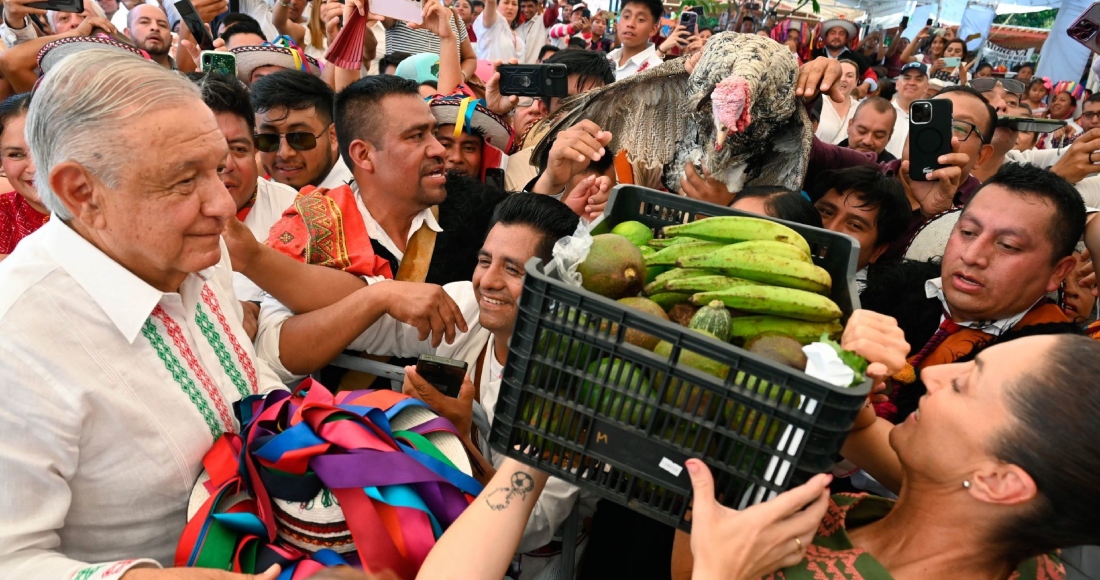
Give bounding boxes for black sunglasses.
[969,77,1026,97]
[254,123,332,153]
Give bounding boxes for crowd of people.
[2,0,1100,579]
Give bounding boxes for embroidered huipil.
[0,219,286,580]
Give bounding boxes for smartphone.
[909,99,953,181]
[201,51,236,76]
[175,0,215,51]
[416,354,468,398]
[497,64,569,97]
[27,0,82,12]
[678,11,698,34]
[925,17,934,26]
[997,116,1066,134]
[578,7,591,19]
[484,167,505,191]
[942,56,961,67]
[1070,2,1100,54]
[900,15,909,29]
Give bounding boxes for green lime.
[611,221,654,248]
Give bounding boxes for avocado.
[578,234,646,299]
[745,332,807,371]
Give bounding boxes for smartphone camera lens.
[911,102,933,124]
[510,75,533,89]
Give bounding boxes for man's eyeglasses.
[254,123,332,153]
[952,119,987,144]
[969,77,1025,97]
[1082,112,1100,121]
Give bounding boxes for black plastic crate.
[488,186,869,531]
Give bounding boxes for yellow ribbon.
[453,96,475,138]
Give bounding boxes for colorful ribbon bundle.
[177,379,482,579]
[269,35,315,74]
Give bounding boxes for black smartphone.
[909,99,953,182]
[900,15,909,29]
[1070,3,1100,54]
[27,0,82,13]
[578,7,590,19]
[201,51,236,76]
[175,0,215,51]
[416,354,468,398]
[678,11,698,34]
[497,64,569,97]
[484,167,504,191]
[925,17,934,26]
[997,116,1066,134]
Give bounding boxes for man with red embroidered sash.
[859,163,1085,424]
[0,52,286,579]
[254,75,505,383]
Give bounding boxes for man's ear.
[348,139,375,174]
[1046,254,1079,293]
[49,162,106,229]
[329,123,339,157]
[968,462,1037,508]
[976,143,995,167]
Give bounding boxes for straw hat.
[903,208,961,262]
[428,95,515,153]
[230,44,322,83]
[38,36,147,74]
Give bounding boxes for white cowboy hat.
[819,18,858,41]
[230,44,322,83]
[38,35,147,74]
[903,208,961,262]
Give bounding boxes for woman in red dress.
[0,93,45,260]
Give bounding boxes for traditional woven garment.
[0,191,47,254]
[179,380,480,579]
[533,32,814,194]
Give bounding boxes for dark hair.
[944,38,968,61]
[215,12,261,38]
[538,44,559,61]
[992,334,1100,563]
[971,162,1085,263]
[335,75,421,165]
[734,186,823,227]
[221,20,266,46]
[974,62,993,74]
[854,96,897,121]
[486,193,581,261]
[250,69,334,127]
[188,73,255,132]
[1027,78,1047,93]
[566,36,588,49]
[1055,90,1078,108]
[471,0,484,8]
[809,166,909,248]
[622,0,662,22]
[0,93,32,135]
[1087,93,1100,106]
[379,51,412,74]
[1014,62,1034,73]
[935,84,996,144]
[541,48,615,108]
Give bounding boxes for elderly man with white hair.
[0,49,285,579]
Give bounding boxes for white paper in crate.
[739,343,855,509]
[542,220,592,287]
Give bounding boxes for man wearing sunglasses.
[250,70,354,192]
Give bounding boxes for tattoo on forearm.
[485,471,535,510]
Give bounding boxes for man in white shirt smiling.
[0,50,285,579]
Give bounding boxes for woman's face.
[591,16,606,36]
[975,67,992,79]
[944,41,964,58]
[890,336,1050,484]
[0,114,38,208]
[454,0,472,23]
[837,62,858,94]
[1050,92,1074,117]
[930,35,947,57]
[499,0,518,23]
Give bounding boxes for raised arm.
[899,27,927,63]
[481,0,499,29]
[272,0,308,45]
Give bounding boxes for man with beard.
[125,4,174,69]
[811,19,876,99]
[252,76,505,384]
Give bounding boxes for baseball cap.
[900,62,928,77]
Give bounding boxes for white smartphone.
[371,0,423,24]
[942,57,961,67]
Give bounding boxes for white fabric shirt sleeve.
[2,18,38,45]
[1076,175,1100,208]
[0,348,161,580]
[1005,146,1066,169]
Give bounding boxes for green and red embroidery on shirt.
[199,284,259,396]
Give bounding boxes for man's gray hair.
[27,49,201,220]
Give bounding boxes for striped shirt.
[384,15,469,56]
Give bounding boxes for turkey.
[532,32,814,194]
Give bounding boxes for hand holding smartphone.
[416,355,468,398]
[678,10,698,35]
[175,0,214,51]
[497,64,569,97]
[1070,2,1100,54]
[909,99,953,181]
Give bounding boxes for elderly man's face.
[897,70,929,103]
[52,10,87,33]
[79,103,234,291]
